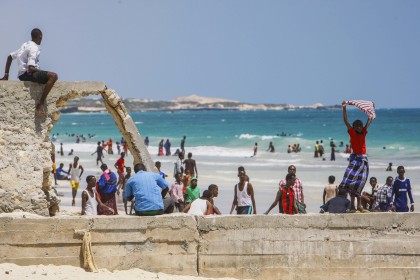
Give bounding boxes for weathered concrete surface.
[0,214,419,279]
[197,213,420,280]
[101,89,155,170]
[0,81,154,216]
[0,214,199,276]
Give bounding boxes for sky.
[2,0,420,108]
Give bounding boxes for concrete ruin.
[0,213,419,279]
[0,81,155,216]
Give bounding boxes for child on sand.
[323,175,337,205]
[390,166,414,212]
[338,100,373,213]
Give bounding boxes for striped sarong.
[346,100,376,120]
[339,154,369,197]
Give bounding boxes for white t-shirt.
[10,41,41,77]
[70,164,82,182]
[236,182,252,207]
[188,198,208,215]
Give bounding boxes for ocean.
[51,108,420,166]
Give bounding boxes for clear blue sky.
[2,0,420,108]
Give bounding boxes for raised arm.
[1,55,13,80]
[342,101,352,130]
[364,117,373,130]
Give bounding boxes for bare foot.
[36,104,48,116]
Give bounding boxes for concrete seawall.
[1,213,419,279]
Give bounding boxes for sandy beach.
[0,263,245,280]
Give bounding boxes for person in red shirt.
[338,101,373,213]
[264,173,298,215]
[114,152,125,191]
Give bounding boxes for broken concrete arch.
[0,81,155,216]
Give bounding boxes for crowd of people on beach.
[313,139,351,161]
[52,143,414,218]
[64,153,414,217]
[48,101,414,217]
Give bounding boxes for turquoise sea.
[51,108,420,165]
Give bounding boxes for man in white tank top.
[230,170,257,214]
[68,156,84,206]
[81,175,113,216]
[184,190,213,215]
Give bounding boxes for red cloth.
[280,187,294,215]
[348,127,367,155]
[102,169,111,181]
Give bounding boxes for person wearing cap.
[184,177,200,205]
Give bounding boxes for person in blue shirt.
[126,163,174,216]
[390,166,414,212]
[155,161,167,180]
[56,163,69,180]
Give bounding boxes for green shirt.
[185,186,200,204]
